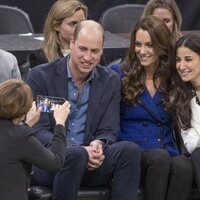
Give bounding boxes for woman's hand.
[53,101,70,126]
[25,101,41,127]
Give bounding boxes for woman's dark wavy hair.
[121,16,172,106]
[170,33,200,130]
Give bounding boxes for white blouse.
[61,49,71,57]
[181,97,200,154]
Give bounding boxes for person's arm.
[21,101,70,171]
[31,113,55,147]
[181,128,200,154]
[180,100,200,154]
[11,53,22,80]
[93,71,121,146]
[26,68,55,146]
[20,125,66,171]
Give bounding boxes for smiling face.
[152,7,174,33]
[135,28,159,69]
[176,46,200,85]
[55,9,86,48]
[69,24,103,80]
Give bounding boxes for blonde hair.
[42,0,88,62]
[142,0,182,44]
[0,79,33,120]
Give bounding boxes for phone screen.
[36,95,66,113]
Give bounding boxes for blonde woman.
[29,0,87,68]
[142,0,182,45]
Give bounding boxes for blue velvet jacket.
[111,64,179,156]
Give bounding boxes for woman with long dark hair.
[170,33,200,192]
[111,16,193,200]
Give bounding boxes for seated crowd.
[0,1,200,200]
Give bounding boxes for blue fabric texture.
[67,62,94,145]
[110,64,179,156]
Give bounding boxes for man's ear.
[100,47,103,56]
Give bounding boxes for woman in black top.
[0,79,70,200]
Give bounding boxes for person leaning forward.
[26,20,141,200]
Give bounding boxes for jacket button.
[143,122,148,127]
[157,122,161,127]
[157,138,161,142]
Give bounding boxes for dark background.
[0,0,200,33]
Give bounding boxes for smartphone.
[36,95,66,113]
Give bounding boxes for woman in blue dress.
[111,16,193,200]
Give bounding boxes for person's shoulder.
[30,56,65,72]
[96,65,119,77]
[109,63,121,73]
[29,48,44,57]
[0,120,31,139]
[28,49,47,62]
[14,124,34,143]
[95,65,121,85]
[0,49,16,61]
[28,48,47,66]
[27,56,67,82]
[0,50,17,77]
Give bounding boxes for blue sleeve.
[109,63,121,74]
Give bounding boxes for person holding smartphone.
[0,79,70,200]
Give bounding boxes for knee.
[117,140,139,151]
[113,141,140,161]
[65,146,88,168]
[172,156,193,178]
[31,167,54,187]
[149,149,171,167]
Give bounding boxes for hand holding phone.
[53,101,71,126]
[25,101,41,127]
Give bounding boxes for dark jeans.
[191,147,200,192]
[141,149,193,200]
[31,141,141,200]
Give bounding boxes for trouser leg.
[166,155,193,200]
[141,149,171,200]
[31,166,54,187]
[110,141,140,200]
[53,146,88,200]
[82,141,141,200]
[191,148,200,192]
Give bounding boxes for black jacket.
[0,119,66,200]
